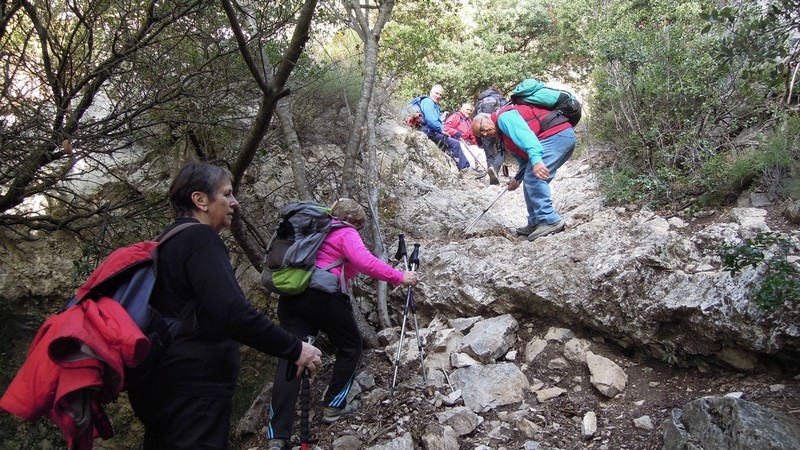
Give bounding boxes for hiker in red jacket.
[443,102,477,145]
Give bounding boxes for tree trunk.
[340,0,395,197]
[221,0,319,268]
[365,96,393,328]
[276,97,313,201]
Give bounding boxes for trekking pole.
[458,137,489,174]
[391,234,408,396]
[300,335,315,450]
[463,187,508,234]
[391,237,428,395]
[406,243,428,388]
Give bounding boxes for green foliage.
[700,0,800,89]
[697,114,800,206]
[662,344,679,366]
[598,166,677,207]
[584,0,796,208]
[383,0,585,109]
[719,233,800,310]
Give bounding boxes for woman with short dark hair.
[128,160,321,449]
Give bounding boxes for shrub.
[719,232,800,310]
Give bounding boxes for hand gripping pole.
[391,236,427,395]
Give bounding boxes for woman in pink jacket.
[266,198,416,450]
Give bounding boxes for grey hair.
[169,161,232,218]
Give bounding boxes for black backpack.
[476,93,507,114]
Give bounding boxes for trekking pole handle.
[409,244,420,271]
[395,233,407,262]
[303,335,315,376]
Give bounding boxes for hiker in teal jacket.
[472,102,576,241]
[419,84,471,171]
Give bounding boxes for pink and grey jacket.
[315,220,404,289]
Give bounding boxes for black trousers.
[129,391,233,449]
[266,288,362,440]
[478,136,504,173]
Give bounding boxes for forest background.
[0,0,798,447]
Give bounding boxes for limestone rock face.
[662,396,800,450]
[376,127,800,370]
[2,115,799,378]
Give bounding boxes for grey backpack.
[261,201,352,296]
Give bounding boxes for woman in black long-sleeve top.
[128,161,321,449]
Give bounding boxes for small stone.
[582,411,597,439]
[535,387,567,402]
[633,415,653,430]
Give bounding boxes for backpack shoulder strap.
[155,222,200,244]
[154,222,201,321]
[320,221,356,291]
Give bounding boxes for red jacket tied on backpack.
[0,297,149,449]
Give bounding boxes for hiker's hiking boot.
[322,400,361,424]
[515,224,538,236]
[266,439,287,450]
[527,219,565,241]
[487,167,499,185]
[474,167,487,179]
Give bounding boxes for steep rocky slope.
[234,120,800,449]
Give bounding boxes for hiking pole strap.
[395,233,409,270]
[300,335,313,450]
[394,233,407,261]
[409,244,420,271]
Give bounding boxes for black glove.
[454,131,463,138]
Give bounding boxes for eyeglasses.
[479,122,492,137]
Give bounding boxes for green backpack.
[509,79,582,129]
[261,201,352,296]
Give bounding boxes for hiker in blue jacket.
[472,103,576,241]
[419,84,474,173]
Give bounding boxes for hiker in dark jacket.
[127,161,322,450]
[472,102,576,241]
[266,198,417,450]
[475,86,508,184]
[419,84,474,172]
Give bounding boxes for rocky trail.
[236,139,800,450]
